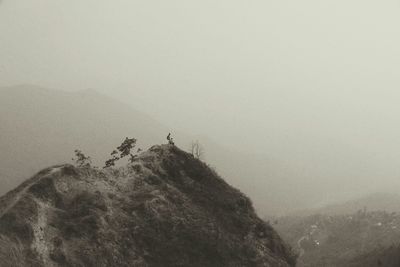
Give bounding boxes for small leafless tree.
[72,149,92,168]
[190,140,204,160]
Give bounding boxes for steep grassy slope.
[0,145,296,267]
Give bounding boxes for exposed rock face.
[0,145,296,267]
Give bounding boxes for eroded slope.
[0,145,296,267]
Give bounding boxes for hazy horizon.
[2,0,400,211]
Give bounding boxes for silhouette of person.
[167,133,175,145]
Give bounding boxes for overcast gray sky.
[2,0,400,201]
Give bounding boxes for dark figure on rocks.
[167,133,175,145]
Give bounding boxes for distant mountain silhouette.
[0,85,166,195]
[2,84,381,216]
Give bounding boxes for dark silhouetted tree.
[104,137,139,168]
[117,137,137,158]
[104,150,120,168]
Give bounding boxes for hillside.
[313,193,400,215]
[274,211,400,266]
[343,245,400,267]
[0,144,296,267]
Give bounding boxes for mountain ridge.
[0,144,296,266]
[287,192,400,217]
[0,84,311,215]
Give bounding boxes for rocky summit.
[0,145,295,267]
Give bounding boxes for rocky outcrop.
[0,145,296,267]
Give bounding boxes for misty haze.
[1,1,400,266]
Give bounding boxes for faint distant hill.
[4,84,378,216]
[0,85,306,215]
[292,193,400,216]
[320,193,400,215]
[0,85,166,195]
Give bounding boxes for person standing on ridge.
[167,133,175,145]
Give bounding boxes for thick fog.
[1,0,400,212]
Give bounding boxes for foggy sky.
[2,1,400,204]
